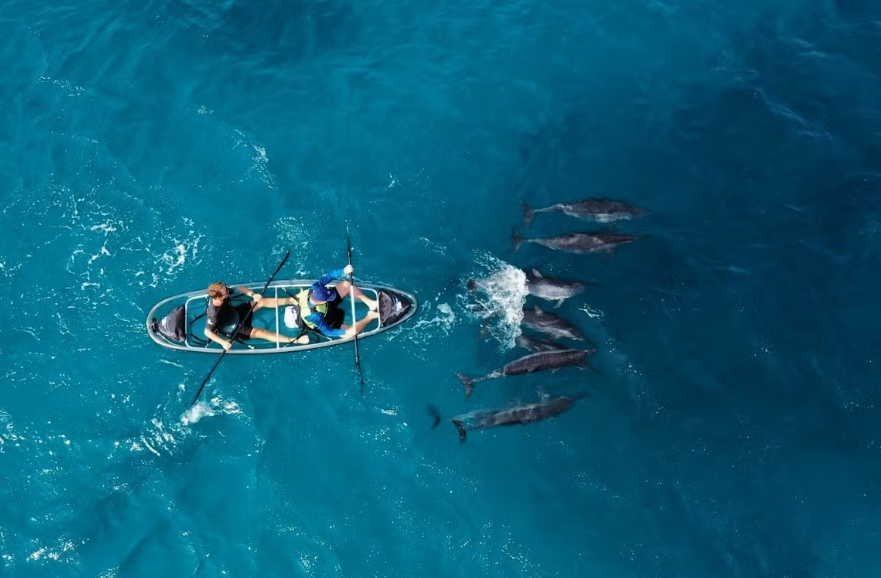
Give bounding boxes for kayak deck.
[146,280,417,354]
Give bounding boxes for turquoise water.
[2,0,881,576]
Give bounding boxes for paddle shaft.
[346,228,366,394]
[189,249,291,408]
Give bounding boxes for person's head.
[311,285,337,303]
[208,282,229,300]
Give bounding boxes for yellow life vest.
[296,289,328,329]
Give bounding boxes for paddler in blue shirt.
[295,264,379,340]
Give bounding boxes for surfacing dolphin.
[524,269,586,308]
[512,228,648,254]
[469,269,585,309]
[521,306,585,342]
[456,348,596,399]
[523,198,646,228]
[429,392,588,442]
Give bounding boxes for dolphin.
[523,198,646,228]
[429,393,588,442]
[512,228,648,254]
[456,348,595,399]
[521,306,585,342]
[524,269,586,307]
[514,334,568,353]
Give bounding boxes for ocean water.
[1,0,880,576]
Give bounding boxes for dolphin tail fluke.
[452,419,468,443]
[456,373,475,400]
[511,227,523,252]
[522,201,534,229]
[428,404,443,429]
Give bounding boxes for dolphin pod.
[443,192,649,442]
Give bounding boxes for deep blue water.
[2,0,881,576]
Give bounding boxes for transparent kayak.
[146,280,417,354]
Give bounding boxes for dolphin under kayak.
[146,280,417,354]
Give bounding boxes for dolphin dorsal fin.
[531,269,543,278]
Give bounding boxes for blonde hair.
[207,282,226,298]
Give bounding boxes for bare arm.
[204,327,232,350]
[236,285,262,304]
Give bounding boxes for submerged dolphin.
[521,306,585,342]
[514,334,567,353]
[429,393,588,442]
[456,348,595,399]
[523,198,646,228]
[512,228,648,254]
[524,269,585,307]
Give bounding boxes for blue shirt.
[305,269,346,337]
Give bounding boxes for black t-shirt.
[206,288,236,331]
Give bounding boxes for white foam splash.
[25,539,75,562]
[181,396,243,426]
[233,131,278,190]
[462,254,528,349]
[250,145,278,190]
[416,237,447,256]
[413,303,456,332]
[39,76,85,96]
[580,304,604,319]
[273,217,310,275]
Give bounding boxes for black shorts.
[229,302,255,340]
[325,294,345,330]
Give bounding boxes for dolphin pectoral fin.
[512,227,523,252]
[428,405,443,429]
[531,268,543,278]
[553,299,564,309]
[456,373,476,400]
[452,420,468,443]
